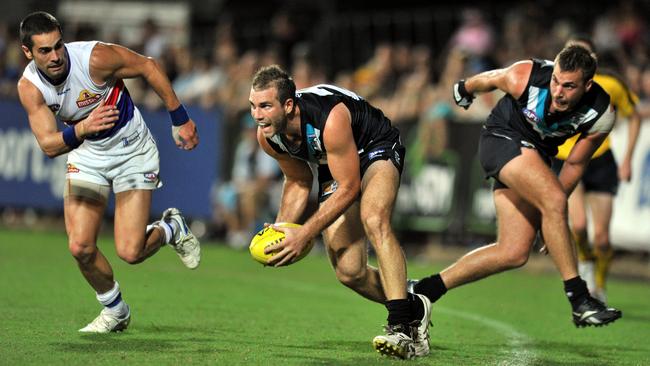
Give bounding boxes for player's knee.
[361,211,392,244]
[592,230,610,248]
[116,248,142,265]
[540,190,567,217]
[335,266,367,290]
[501,245,529,269]
[68,240,97,264]
[571,221,587,235]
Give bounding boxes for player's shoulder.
[16,76,44,106]
[66,40,100,52]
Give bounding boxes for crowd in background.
[1,1,650,245]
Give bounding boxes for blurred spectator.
[211,114,282,247]
[141,18,168,60]
[451,8,494,74]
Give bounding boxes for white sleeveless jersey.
[22,41,147,151]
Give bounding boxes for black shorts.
[552,150,619,195]
[478,127,551,190]
[317,140,405,202]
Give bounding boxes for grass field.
[1,229,649,365]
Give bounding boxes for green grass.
[0,229,649,365]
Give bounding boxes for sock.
[573,230,594,262]
[150,221,174,244]
[413,274,447,304]
[165,218,181,242]
[564,276,590,311]
[386,299,412,326]
[408,292,425,322]
[594,246,613,290]
[96,281,128,316]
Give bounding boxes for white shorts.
[66,109,163,193]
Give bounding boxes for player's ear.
[21,45,33,60]
[284,97,294,114]
[584,78,593,92]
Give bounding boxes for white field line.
[438,306,537,366]
[261,277,537,364]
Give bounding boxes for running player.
[17,12,201,333]
[412,45,622,328]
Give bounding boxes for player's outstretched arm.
[453,60,533,109]
[89,42,199,150]
[17,77,119,157]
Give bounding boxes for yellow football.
[249,222,314,265]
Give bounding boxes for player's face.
[249,86,289,138]
[21,30,67,80]
[549,65,592,113]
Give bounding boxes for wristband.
[169,104,190,126]
[62,126,82,149]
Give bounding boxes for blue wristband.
[62,126,82,149]
[169,104,189,126]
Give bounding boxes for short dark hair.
[252,65,296,105]
[556,45,597,82]
[20,11,62,50]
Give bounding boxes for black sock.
[386,299,411,325]
[564,276,589,310]
[413,273,447,304]
[408,292,425,321]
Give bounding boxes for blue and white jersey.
[485,58,613,156]
[22,41,143,148]
[266,84,400,168]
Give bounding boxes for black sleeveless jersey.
[485,59,611,156]
[266,84,400,166]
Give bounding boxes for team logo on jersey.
[67,163,80,173]
[76,89,102,108]
[48,104,60,112]
[522,108,541,124]
[306,124,326,162]
[368,149,385,160]
[143,172,158,183]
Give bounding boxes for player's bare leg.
[114,189,163,264]
[440,188,539,289]
[568,184,596,292]
[65,193,112,293]
[323,201,385,303]
[361,160,429,359]
[588,192,614,303]
[65,184,130,333]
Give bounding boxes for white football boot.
[372,323,418,360]
[162,208,201,269]
[79,306,131,333]
[412,293,432,357]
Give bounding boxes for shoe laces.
[384,322,417,338]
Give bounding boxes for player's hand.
[265,224,310,267]
[453,80,474,110]
[172,119,199,150]
[77,99,119,138]
[618,159,632,182]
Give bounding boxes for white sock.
[147,221,173,244]
[96,281,128,316]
